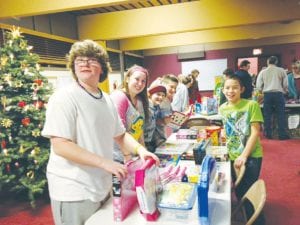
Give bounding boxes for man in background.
[235,60,253,99]
[256,56,289,140]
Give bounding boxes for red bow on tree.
[22,117,31,126]
[18,101,26,108]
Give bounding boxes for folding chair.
[231,179,266,225]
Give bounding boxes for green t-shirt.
[219,99,264,160]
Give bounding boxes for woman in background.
[110,65,149,162]
[287,60,300,100]
[172,74,192,112]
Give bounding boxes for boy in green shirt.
[219,74,264,224]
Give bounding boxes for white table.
[85,162,231,225]
[85,132,231,225]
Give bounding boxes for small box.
[201,97,218,115]
[176,129,198,139]
[158,182,197,221]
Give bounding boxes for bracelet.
[133,144,142,155]
[123,153,131,156]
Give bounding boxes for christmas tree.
[0,26,53,207]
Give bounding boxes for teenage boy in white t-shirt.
[42,40,159,225]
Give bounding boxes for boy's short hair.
[161,74,179,85]
[225,74,244,87]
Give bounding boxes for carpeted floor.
[0,138,299,225]
[260,138,300,225]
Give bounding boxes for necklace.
[78,82,103,99]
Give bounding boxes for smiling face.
[165,81,178,100]
[126,71,147,97]
[222,77,244,104]
[74,56,102,84]
[150,92,166,106]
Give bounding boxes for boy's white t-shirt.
[42,83,125,202]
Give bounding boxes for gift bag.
[112,158,144,221]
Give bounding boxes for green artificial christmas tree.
[0,26,53,206]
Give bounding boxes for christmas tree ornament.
[1,118,13,128]
[15,162,20,168]
[34,100,43,109]
[21,117,31,126]
[10,26,22,39]
[35,64,40,71]
[14,80,23,88]
[32,83,39,90]
[4,74,12,86]
[34,79,43,86]
[1,56,9,66]
[27,46,33,51]
[32,129,41,137]
[24,105,30,111]
[30,149,36,156]
[1,96,7,109]
[26,171,35,179]
[3,149,8,155]
[9,53,14,60]
[21,61,28,69]
[19,145,25,153]
[18,101,26,108]
[34,147,40,155]
[20,40,26,49]
[1,140,7,149]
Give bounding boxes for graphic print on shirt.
[129,115,144,140]
[224,111,249,155]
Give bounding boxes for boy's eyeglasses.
[75,58,99,66]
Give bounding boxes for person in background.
[42,40,159,225]
[219,74,264,225]
[188,69,201,104]
[110,65,149,162]
[235,60,253,99]
[287,60,300,100]
[144,83,167,152]
[256,55,289,140]
[172,74,192,112]
[153,74,179,144]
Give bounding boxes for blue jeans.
[263,92,288,138]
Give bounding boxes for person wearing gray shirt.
[256,56,289,140]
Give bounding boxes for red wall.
[144,42,300,83]
[144,54,181,83]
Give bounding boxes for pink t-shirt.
[110,90,144,142]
